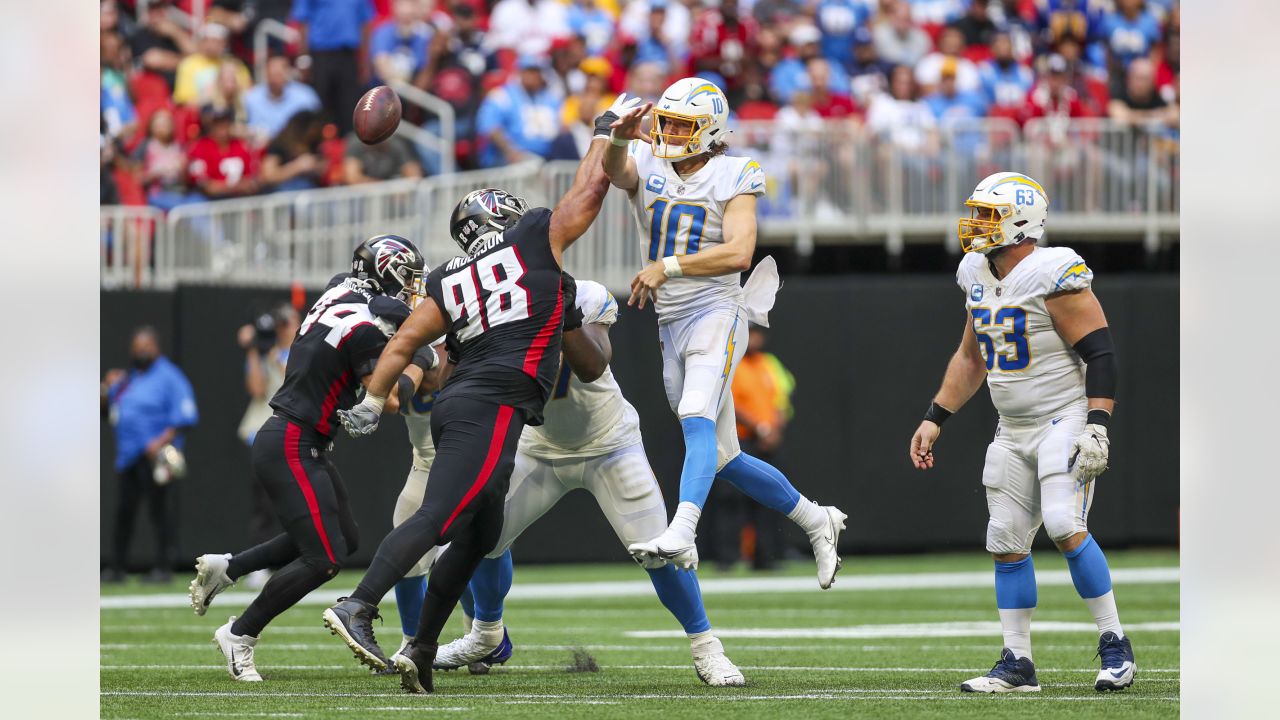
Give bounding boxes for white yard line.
[100,566,1178,610]
[102,690,1178,702]
[101,663,1180,674]
[625,620,1179,639]
[101,641,1180,652]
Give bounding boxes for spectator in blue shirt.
[567,0,616,57]
[368,0,434,87]
[815,0,872,73]
[292,0,376,135]
[977,32,1034,113]
[102,327,199,583]
[476,55,565,167]
[632,0,687,74]
[1095,0,1162,73]
[771,24,850,104]
[924,61,990,123]
[244,56,323,145]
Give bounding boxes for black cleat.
[392,640,437,694]
[322,597,390,671]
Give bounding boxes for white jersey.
[519,281,643,460]
[627,140,766,323]
[956,245,1093,421]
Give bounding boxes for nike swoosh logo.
[1051,417,1062,425]
[657,547,688,559]
[1109,668,1128,679]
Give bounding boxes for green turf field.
[101,549,1178,719]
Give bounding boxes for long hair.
[271,110,324,157]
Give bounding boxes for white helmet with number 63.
[650,77,730,160]
[958,172,1049,254]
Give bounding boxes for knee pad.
[985,516,1034,556]
[1041,507,1080,544]
[300,551,342,579]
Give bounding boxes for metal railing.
[101,117,1178,289]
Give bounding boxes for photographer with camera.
[235,303,301,589]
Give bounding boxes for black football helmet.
[351,234,426,304]
[449,188,529,255]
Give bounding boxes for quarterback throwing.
[909,172,1134,694]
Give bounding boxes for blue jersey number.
[647,199,707,261]
[971,306,1031,371]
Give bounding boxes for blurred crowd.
[101,0,1180,210]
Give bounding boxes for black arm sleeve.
[1072,327,1117,400]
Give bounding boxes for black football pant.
[351,396,524,645]
[309,49,360,136]
[229,415,359,638]
[111,456,177,574]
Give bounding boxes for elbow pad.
[1072,327,1117,400]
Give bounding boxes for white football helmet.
[958,172,1049,254]
[650,77,730,160]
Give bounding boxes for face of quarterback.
[657,115,697,150]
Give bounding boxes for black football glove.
[561,272,584,332]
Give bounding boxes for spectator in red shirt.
[689,0,759,96]
[1021,53,1093,123]
[806,57,861,120]
[187,107,259,199]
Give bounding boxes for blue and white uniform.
[627,139,765,467]
[957,246,1096,553]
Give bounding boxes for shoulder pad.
[576,280,618,326]
[1039,247,1094,295]
[731,157,766,197]
[326,272,351,290]
[369,295,411,326]
[956,252,984,292]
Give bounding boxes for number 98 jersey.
[956,246,1094,421]
[424,207,564,425]
[626,140,765,323]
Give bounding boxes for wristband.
[593,111,619,138]
[363,392,386,414]
[610,133,631,147]
[662,255,683,278]
[1086,409,1111,429]
[923,401,953,426]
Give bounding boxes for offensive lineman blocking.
[602,77,846,584]
[909,172,1135,693]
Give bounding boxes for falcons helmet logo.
[372,237,414,274]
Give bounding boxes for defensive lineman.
[323,93,645,694]
[603,77,846,584]
[186,236,439,681]
[909,172,1135,693]
[431,278,746,686]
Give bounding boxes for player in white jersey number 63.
[602,77,846,587]
[909,172,1134,694]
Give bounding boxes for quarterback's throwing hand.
[1068,423,1110,482]
[609,97,655,144]
[909,420,940,470]
[338,400,382,437]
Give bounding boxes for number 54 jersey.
[956,246,1095,421]
[626,140,765,323]
[424,207,564,425]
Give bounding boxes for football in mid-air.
[353,86,402,145]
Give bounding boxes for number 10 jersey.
[626,140,765,324]
[425,207,564,425]
[956,245,1094,421]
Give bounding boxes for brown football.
[353,86,402,145]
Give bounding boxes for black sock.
[232,556,334,637]
[227,533,298,581]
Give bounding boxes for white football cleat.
[691,634,745,687]
[807,506,847,589]
[213,617,262,682]
[189,553,235,616]
[628,527,699,571]
[433,626,505,670]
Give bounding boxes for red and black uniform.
[228,274,409,639]
[350,208,564,644]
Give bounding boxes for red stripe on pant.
[284,422,336,563]
[440,405,515,534]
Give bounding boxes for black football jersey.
[425,207,564,424]
[270,274,411,437]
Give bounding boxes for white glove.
[337,394,385,437]
[1068,423,1110,482]
[594,92,644,141]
